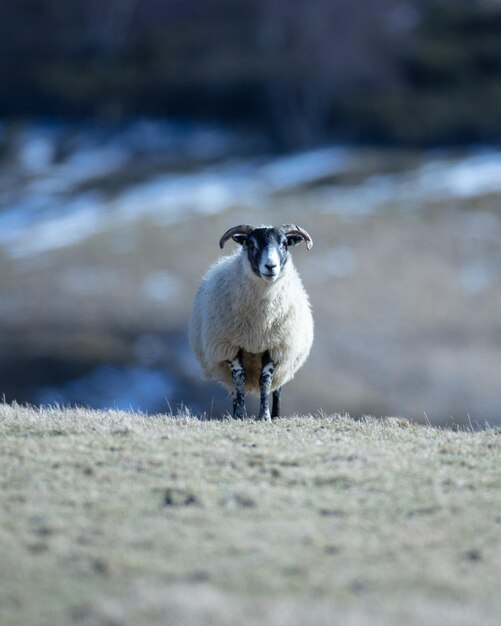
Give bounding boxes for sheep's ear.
[286,234,304,248]
[232,234,248,246]
[282,225,313,250]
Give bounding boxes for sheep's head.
[219,224,312,283]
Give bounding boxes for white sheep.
[189,224,313,420]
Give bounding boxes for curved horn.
[219,224,256,249]
[281,224,313,250]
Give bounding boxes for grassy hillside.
[1,404,501,626]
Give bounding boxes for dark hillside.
[2,1,501,146]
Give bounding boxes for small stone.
[350,579,369,593]
[92,557,110,575]
[27,542,49,554]
[163,488,198,507]
[189,570,210,581]
[319,508,346,517]
[464,548,482,562]
[224,493,256,508]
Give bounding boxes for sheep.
[189,223,313,420]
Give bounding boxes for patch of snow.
[0,165,262,259]
[259,147,355,191]
[4,123,501,260]
[0,195,55,232]
[4,194,106,258]
[320,149,501,215]
[0,121,266,259]
[29,145,129,195]
[36,364,174,413]
[17,133,55,174]
[116,166,261,222]
[439,152,501,198]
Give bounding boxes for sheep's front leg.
[227,350,247,418]
[259,351,275,421]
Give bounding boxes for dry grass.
[1,403,501,625]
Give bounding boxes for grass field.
[1,403,501,626]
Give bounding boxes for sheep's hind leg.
[227,350,247,418]
[271,387,281,418]
[259,351,275,422]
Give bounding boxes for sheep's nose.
[265,263,277,271]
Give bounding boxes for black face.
[233,227,303,282]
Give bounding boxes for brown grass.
[1,403,501,625]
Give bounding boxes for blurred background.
[1,0,501,425]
